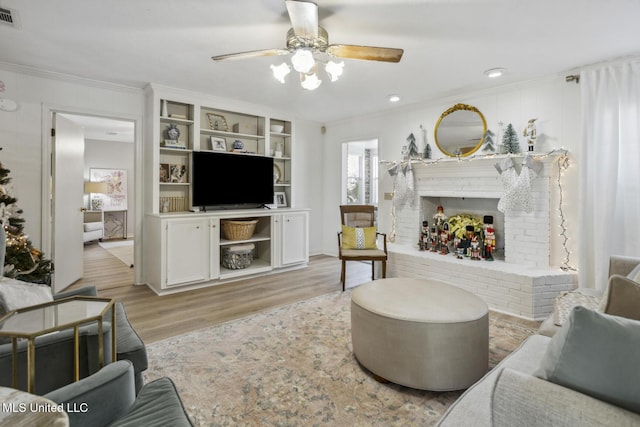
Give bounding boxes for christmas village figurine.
[439,222,451,255]
[419,220,430,250]
[433,205,447,227]
[523,118,537,152]
[483,215,496,261]
[470,234,482,260]
[430,226,438,252]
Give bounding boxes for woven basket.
[221,219,258,241]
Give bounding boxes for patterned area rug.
[145,290,539,426]
[98,240,133,267]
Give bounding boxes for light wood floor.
[71,243,371,343]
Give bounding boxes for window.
[342,139,378,205]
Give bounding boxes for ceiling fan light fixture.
[291,48,315,73]
[271,62,291,83]
[388,94,401,103]
[325,60,344,82]
[300,69,322,90]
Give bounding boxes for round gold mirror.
[434,103,487,157]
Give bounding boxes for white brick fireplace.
[387,155,577,320]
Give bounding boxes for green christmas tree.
[0,161,53,285]
[502,123,520,154]
[406,133,419,158]
[482,128,496,152]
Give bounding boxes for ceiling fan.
[211,0,404,90]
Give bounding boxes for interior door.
[52,113,85,292]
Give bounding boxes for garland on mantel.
[382,148,576,271]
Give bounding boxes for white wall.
[0,65,144,254]
[323,74,582,268]
[84,139,135,236]
[0,66,325,272]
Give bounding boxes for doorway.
[48,111,138,292]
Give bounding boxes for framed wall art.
[89,168,127,210]
[274,191,287,208]
[210,136,227,151]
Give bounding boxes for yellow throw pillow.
[341,226,378,249]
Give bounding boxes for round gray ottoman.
[351,278,489,391]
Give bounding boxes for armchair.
[0,285,147,395]
[538,254,640,336]
[0,360,194,427]
[337,205,387,291]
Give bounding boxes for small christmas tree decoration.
[406,133,420,158]
[0,161,53,285]
[502,123,520,154]
[482,128,496,152]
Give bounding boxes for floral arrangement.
[447,213,484,239]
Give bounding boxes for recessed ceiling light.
[388,94,401,103]
[484,68,506,78]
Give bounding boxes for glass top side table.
[0,296,116,393]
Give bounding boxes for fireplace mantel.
[387,152,576,320]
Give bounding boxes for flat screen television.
[192,151,274,209]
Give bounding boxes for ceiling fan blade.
[326,44,404,63]
[212,48,290,62]
[286,0,318,39]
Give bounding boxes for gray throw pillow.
[535,306,640,414]
[627,263,640,284]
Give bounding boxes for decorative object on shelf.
[207,113,228,131]
[523,118,538,152]
[159,196,186,213]
[274,191,287,207]
[483,215,496,261]
[420,124,432,159]
[434,103,487,157]
[273,164,282,184]
[169,165,186,183]
[166,123,180,141]
[221,219,258,241]
[222,243,255,269]
[482,128,496,152]
[470,234,482,260]
[439,222,451,255]
[160,199,170,213]
[270,124,284,133]
[232,140,245,151]
[406,133,420,158]
[159,164,169,183]
[161,99,168,117]
[501,123,520,154]
[418,220,429,250]
[447,213,483,240]
[433,205,448,228]
[210,136,227,151]
[274,141,284,158]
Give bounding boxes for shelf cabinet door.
[166,218,210,286]
[280,212,308,266]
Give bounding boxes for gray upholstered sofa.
[0,285,147,394]
[438,255,640,427]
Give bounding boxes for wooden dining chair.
[337,205,387,291]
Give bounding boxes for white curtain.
[578,60,640,291]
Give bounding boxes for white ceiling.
[1,0,640,125]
